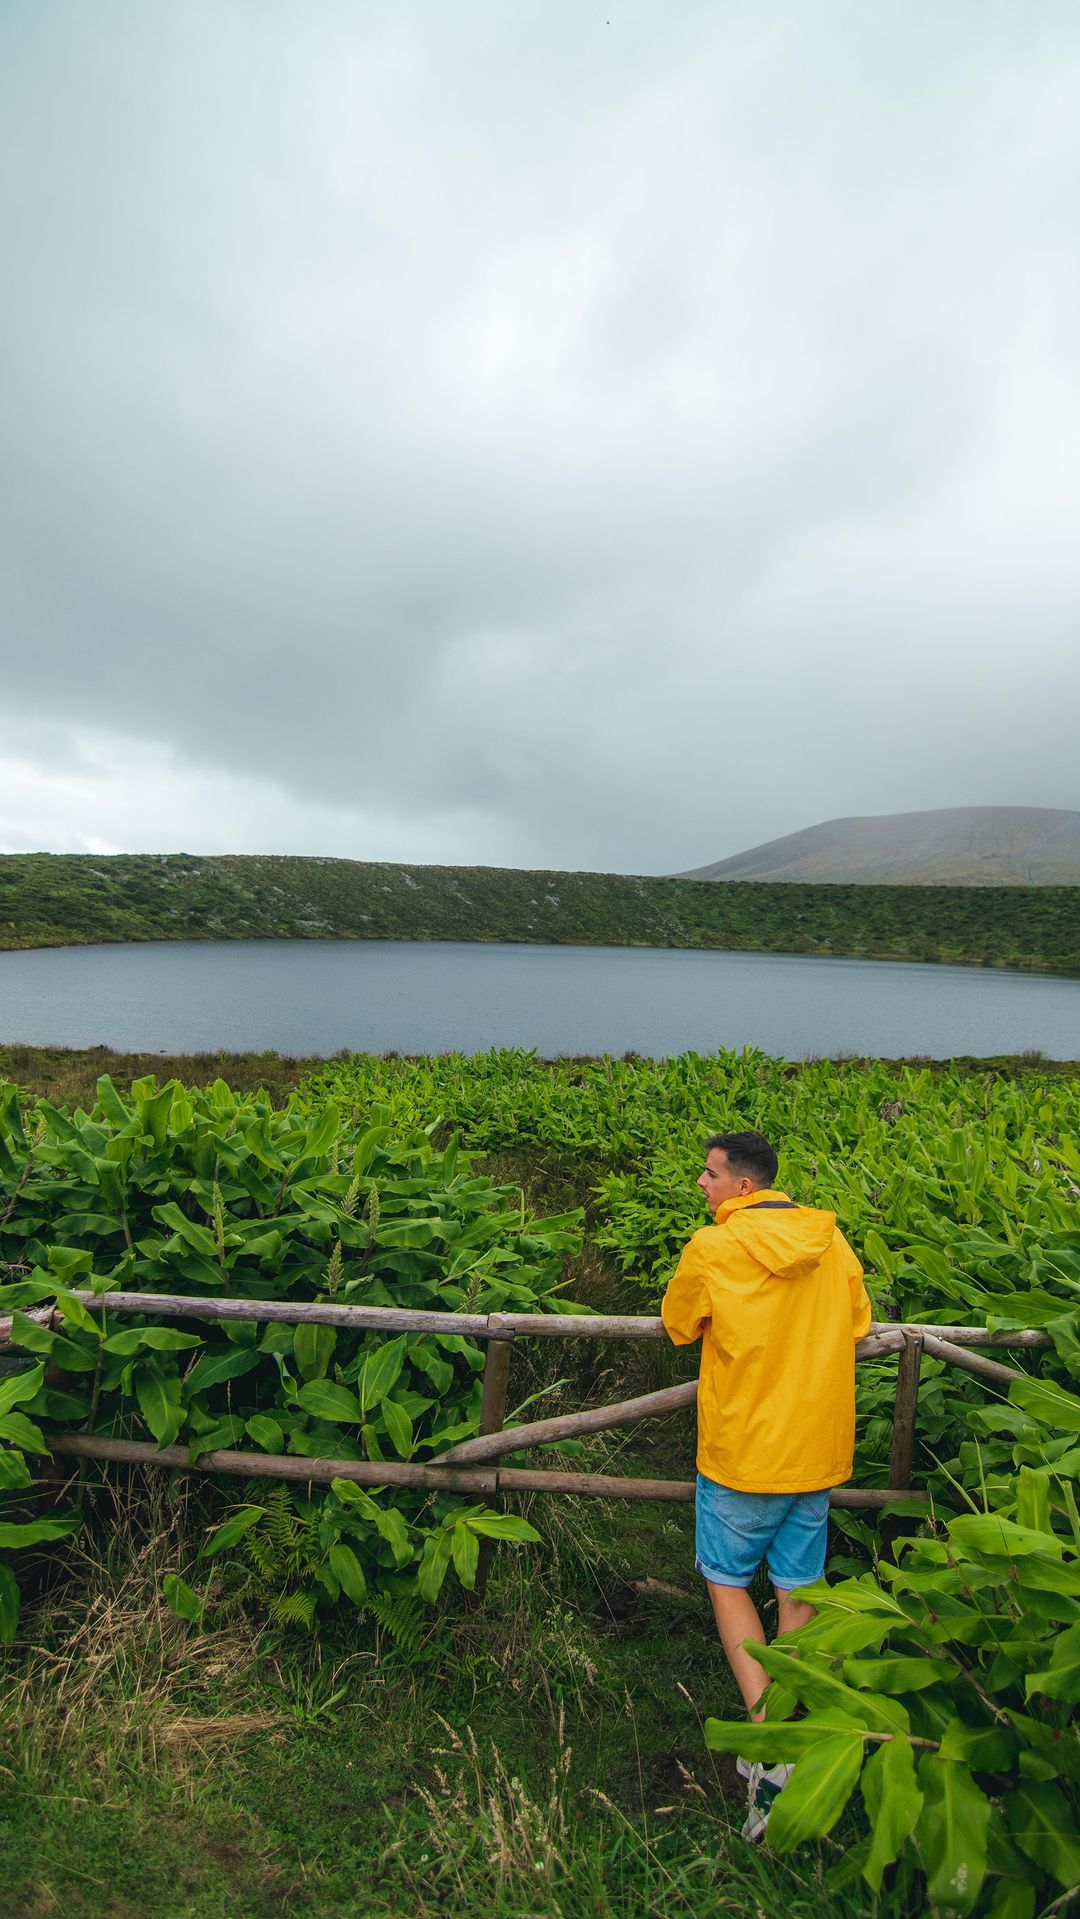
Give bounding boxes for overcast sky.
[2,2,1078,875]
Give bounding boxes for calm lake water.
[0,940,1077,1059]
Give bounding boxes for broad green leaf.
[381,1398,413,1459]
[103,1326,203,1356]
[135,1361,184,1446]
[1026,1620,1080,1702]
[406,1337,454,1395]
[46,1334,99,1373]
[202,1506,265,1557]
[329,1478,381,1521]
[137,1082,174,1149]
[0,1514,80,1548]
[0,1563,19,1643]
[299,1103,339,1163]
[985,1883,1035,1919]
[785,1610,893,1657]
[765,1736,864,1851]
[291,1320,337,1381]
[747,1642,909,1734]
[0,1411,50,1454]
[1015,1465,1051,1534]
[0,1450,33,1490]
[843,1656,953,1693]
[7,1313,55,1353]
[464,1513,542,1543]
[0,1362,45,1416]
[860,1734,923,1893]
[163,1574,203,1622]
[372,1218,440,1249]
[207,1077,236,1116]
[52,1287,101,1334]
[188,1415,247,1460]
[1006,1781,1080,1887]
[948,1514,1063,1560]
[1009,1376,1080,1434]
[371,1505,413,1568]
[938,1720,1018,1769]
[183,1347,261,1396]
[452,1520,480,1590]
[246,1414,285,1454]
[704,1715,867,1762]
[328,1542,368,1604]
[1013,1554,1080,1599]
[9,1317,98,1371]
[784,1575,907,1619]
[152,1202,218,1258]
[915,1756,990,1913]
[292,1322,337,1382]
[417,1528,453,1603]
[355,1335,407,1411]
[1005,1710,1080,1786]
[296,1379,363,1424]
[94,1075,132,1126]
[351,1123,391,1177]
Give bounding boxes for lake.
[0,939,1077,1059]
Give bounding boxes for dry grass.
[0,1044,313,1110]
[383,1708,574,1908]
[1,1477,280,1797]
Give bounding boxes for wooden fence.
[5,1292,1052,1550]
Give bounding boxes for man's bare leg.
[776,1588,815,1638]
[707,1583,817,1719]
[705,1582,770,1717]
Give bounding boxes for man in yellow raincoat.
[662,1129,871,1839]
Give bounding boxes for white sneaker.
[740,1761,794,1842]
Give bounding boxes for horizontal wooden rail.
[0,1289,1051,1352]
[441,1379,699,1464]
[6,1291,1048,1533]
[919,1332,1023,1386]
[46,1434,927,1508]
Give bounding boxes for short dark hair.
[704,1130,778,1188]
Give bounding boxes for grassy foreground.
[1,1459,907,1919]
[0,1046,909,1919]
[2,851,1078,972]
[2,1045,1077,1916]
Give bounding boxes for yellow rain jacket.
[661,1190,872,1493]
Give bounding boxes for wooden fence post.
[473,1316,514,1601]
[888,1333,923,1491]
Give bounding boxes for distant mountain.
[682,807,1080,885]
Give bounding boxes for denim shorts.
[695,1474,829,1591]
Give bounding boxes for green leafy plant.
[705,1445,1080,1912]
[0,1074,582,1637]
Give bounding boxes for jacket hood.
[715,1191,837,1280]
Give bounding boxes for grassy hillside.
[684,804,1080,885]
[1,851,1078,973]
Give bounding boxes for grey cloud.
[1,1,1079,873]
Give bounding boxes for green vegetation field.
[0,1045,1078,1917]
[2,850,1079,972]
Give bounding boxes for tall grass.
[0,1468,917,1919]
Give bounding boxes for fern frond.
[270,1589,317,1630]
[368,1594,423,1655]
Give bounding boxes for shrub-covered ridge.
[2,850,1078,972]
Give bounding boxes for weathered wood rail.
[3,1290,1052,1578]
